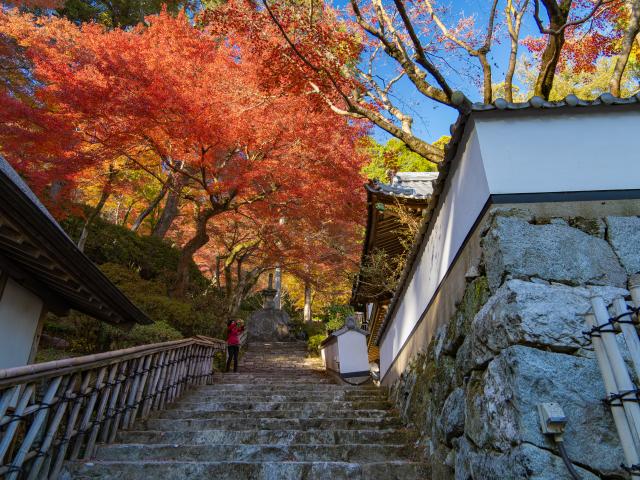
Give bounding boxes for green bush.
[61,216,208,293]
[303,321,327,338]
[102,321,183,350]
[317,304,354,332]
[307,334,326,356]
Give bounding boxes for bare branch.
[391,0,453,96]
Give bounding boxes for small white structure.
[319,316,370,380]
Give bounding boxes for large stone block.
[483,216,627,291]
[454,437,599,480]
[606,215,640,275]
[438,387,465,446]
[442,277,490,356]
[457,280,628,372]
[464,345,624,477]
[246,308,290,341]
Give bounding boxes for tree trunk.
[131,177,170,232]
[479,53,493,104]
[534,31,565,99]
[173,208,215,297]
[227,266,261,317]
[504,0,528,102]
[610,0,640,96]
[152,172,185,239]
[214,255,221,287]
[534,1,572,99]
[303,281,312,323]
[78,165,116,252]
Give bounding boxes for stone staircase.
[65,342,429,479]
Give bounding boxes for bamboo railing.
[0,335,226,479]
[585,280,640,478]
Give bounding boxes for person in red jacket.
[226,318,244,373]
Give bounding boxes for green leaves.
[361,137,442,182]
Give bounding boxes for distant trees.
[361,137,444,182]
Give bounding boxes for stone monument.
[246,274,291,341]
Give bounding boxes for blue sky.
[335,0,543,144]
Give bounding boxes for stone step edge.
[119,428,413,435]
[72,460,427,466]
[100,443,409,449]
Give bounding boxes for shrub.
[102,321,183,350]
[307,334,326,356]
[60,216,208,294]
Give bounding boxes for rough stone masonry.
[389,211,640,479]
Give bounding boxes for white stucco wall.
[379,128,490,377]
[0,278,44,369]
[476,110,640,195]
[320,340,339,372]
[336,330,369,374]
[378,109,640,380]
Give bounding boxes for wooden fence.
[0,335,226,479]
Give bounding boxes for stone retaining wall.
[389,210,640,479]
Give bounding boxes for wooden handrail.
[0,335,227,479]
[0,337,225,387]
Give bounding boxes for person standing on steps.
[226,318,244,373]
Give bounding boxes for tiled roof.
[465,92,640,112]
[0,156,152,325]
[366,171,439,200]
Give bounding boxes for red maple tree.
[0,9,368,296]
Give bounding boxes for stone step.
[213,378,336,384]
[165,400,392,411]
[66,460,430,480]
[117,428,417,446]
[64,342,426,480]
[201,384,381,392]
[178,392,386,402]
[142,416,402,431]
[93,444,413,463]
[151,409,391,420]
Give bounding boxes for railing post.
[142,352,164,418]
[585,311,640,477]
[157,350,176,410]
[26,375,76,480]
[99,363,122,442]
[127,353,153,428]
[70,367,107,460]
[7,376,63,480]
[50,372,91,479]
[122,356,146,428]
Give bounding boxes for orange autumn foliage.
[0,9,367,295]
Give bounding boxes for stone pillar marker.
[246,272,291,341]
[262,273,277,309]
[274,266,282,310]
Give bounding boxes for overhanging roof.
[0,156,152,326]
[351,173,436,305]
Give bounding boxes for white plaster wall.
[320,340,339,372]
[0,278,44,369]
[476,110,640,194]
[379,128,490,377]
[337,330,369,374]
